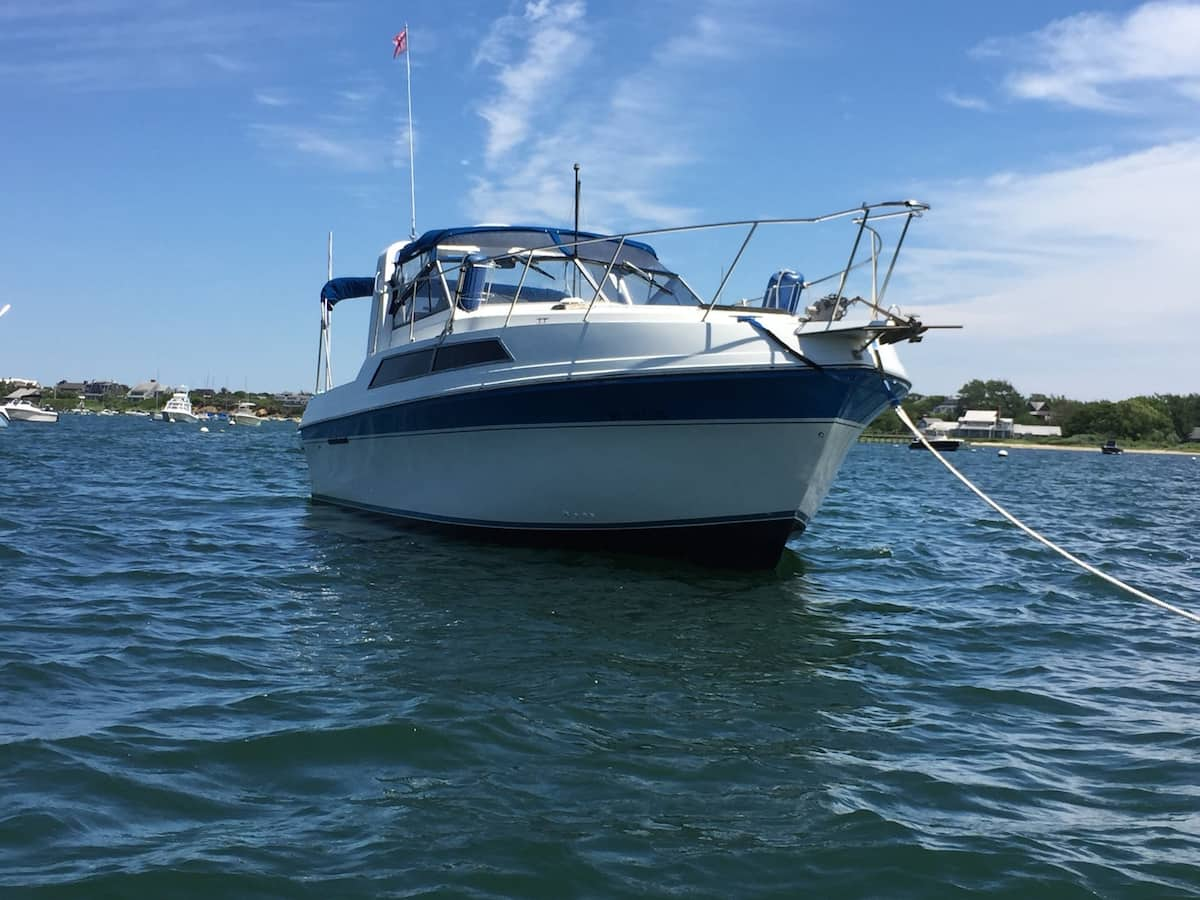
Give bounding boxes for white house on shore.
[1012,424,1063,439]
[955,410,1014,439]
[127,380,169,401]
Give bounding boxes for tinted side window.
[432,339,512,372]
[369,349,435,388]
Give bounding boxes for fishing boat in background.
[1,399,59,423]
[1101,439,1124,455]
[300,200,939,568]
[229,401,263,427]
[158,390,199,424]
[910,437,963,451]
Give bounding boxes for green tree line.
[866,379,1200,444]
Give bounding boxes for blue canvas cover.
[394,226,660,269]
[320,277,375,308]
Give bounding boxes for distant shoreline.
[967,441,1197,457]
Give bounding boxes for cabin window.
[369,339,512,389]
[432,338,512,371]
[390,255,454,328]
[369,348,435,388]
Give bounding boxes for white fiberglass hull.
[300,310,910,568]
[160,411,200,424]
[304,415,865,566]
[231,413,263,426]
[4,405,58,423]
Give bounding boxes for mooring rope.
[893,405,1200,625]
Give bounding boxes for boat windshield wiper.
[497,253,558,282]
[619,260,676,297]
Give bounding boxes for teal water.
[2,416,1199,898]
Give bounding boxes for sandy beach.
[969,441,1199,457]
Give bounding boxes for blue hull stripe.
[300,367,908,443]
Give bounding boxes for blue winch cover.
[321,276,375,308]
[763,270,805,313]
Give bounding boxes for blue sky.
[1,0,1198,399]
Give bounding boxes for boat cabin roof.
[396,225,660,270]
[320,225,667,309]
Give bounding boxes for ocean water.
[2,416,1198,898]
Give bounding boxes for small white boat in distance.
[229,401,263,427]
[2,399,58,423]
[159,390,199,423]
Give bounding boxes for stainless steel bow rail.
[315,200,949,392]
[426,200,935,338]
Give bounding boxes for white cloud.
[203,52,243,73]
[475,0,588,165]
[468,1,775,230]
[0,2,322,91]
[249,76,400,173]
[977,1,1200,111]
[254,90,289,107]
[941,90,990,112]
[248,123,381,171]
[897,139,1200,398]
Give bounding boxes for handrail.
[583,235,626,323]
[314,199,931,385]
[701,223,757,322]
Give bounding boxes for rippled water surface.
[2,416,1199,898]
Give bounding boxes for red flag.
[392,28,408,58]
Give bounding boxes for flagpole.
[405,23,416,240]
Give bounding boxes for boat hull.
[301,366,900,568]
[160,411,200,423]
[231,413,263,427]
[910,438,962,451]
[314,493,803,569]
[4,406,58,423]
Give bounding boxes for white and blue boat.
[299,201,933,568]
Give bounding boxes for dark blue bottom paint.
[311,495,804,570]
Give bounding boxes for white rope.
[894,405,1200,625]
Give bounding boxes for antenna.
[405,24,417,239]
[322,231,334,391]
[573,163,581,296]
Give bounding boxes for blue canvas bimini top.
[320,276,375,308]
[393,225,660,269]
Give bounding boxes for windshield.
[445,246,703,307]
